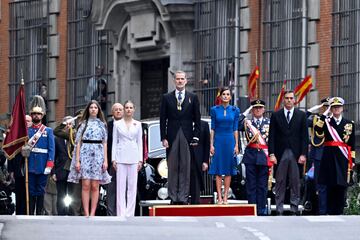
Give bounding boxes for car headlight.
[157,187,168,200]
[157,159,168,178]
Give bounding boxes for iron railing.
[9,0,49,112]
[262,0,307,111]
[66,0,112,117]
[193,0,240,116]
[331,0,360,132]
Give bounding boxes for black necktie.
[286,111,290,123]
[256,119,261,128]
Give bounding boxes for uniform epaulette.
[315,119,324,128]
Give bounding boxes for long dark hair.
[80,100,107,124]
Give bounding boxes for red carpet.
[149,204,257,216]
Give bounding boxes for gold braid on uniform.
[244,121,258,143]
[67,127,75,159]
[311,117,325,147]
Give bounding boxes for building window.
[193,0,240,115]
[67,0,112,116]
[332,0,360,127]
[9,0,49,110]
[262,0,307,110]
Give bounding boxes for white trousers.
[116,163,138,217]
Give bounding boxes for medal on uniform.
[177,102,182,111]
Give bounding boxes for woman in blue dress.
[68,100,111,216]
[209,87,240,204]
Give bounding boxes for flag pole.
[25,156,29,215]
[20,77,30,215]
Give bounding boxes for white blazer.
[112,119,143,164]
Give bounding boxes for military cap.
[251,99,266,107]
[330,97,344,107]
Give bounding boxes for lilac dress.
[68,118,111,184]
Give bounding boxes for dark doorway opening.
[141,58,169,119]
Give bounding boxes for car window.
[148,124,164,152]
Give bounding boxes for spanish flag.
[294,75,313,104]
[2,83,28,160]
[215,88,222,105]
[274,80,287,111]
[248,66,259,99]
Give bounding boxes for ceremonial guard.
[314,97,355,215]
[23,96,55,215]
[239,99,270,215]
[306,97,330,215]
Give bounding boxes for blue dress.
[209,105,240,176]
[68,117,111,184]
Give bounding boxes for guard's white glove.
[62,116,78,125]
[308,103,323,113]
[242,106,253,116]
[21,144,31,157]
[323,105,331,117]
[44,167,52,175]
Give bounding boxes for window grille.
[332,0,360,129]
[67,0,112,117]
[262,0,307,111]
[9,0,49,111]
[193,0,240,116]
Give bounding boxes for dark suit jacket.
[160,90,201,146]
[193,120,210,190]
[54,137,70,181]
[268,108,308,161]
[107,119,114,167]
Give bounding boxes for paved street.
[0,215,359,240]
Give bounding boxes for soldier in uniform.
[314,97,355,215]
[25,96,55,215]
[239,99,270,215]
[306,97,330,215]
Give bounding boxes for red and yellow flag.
[294,75,313,104]
[215,88,222,105]
[2,83,28,160]
[248,66,260,99]
[274,80,287,111]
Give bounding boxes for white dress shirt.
[284,107,295,122]
[175,89,185,104]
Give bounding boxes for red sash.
[324,141,352,170]
[245,120,271,167]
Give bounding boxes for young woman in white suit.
[112,100,143,217]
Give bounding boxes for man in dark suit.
[160,70,201,204]
[106,103,123,216]
[268,90,308,215]
[190,120,210,204]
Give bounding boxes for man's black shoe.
[276,211,283,216]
